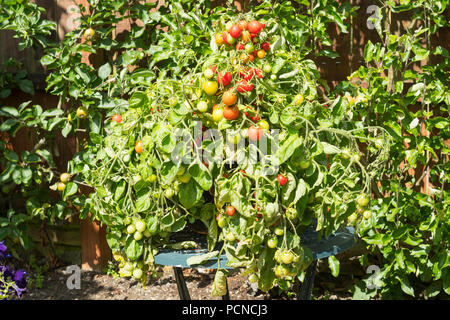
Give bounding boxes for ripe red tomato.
[210,65,217,73]
[236,43,245,50]
[217,71,232,86]
[135,140,143,154]
[222,90,237,106]
[223,106,240,120]
[277,174,287,186]
[226,205,236,216]
[112,114,122,123]
[261,42,270,51]
[229,25,242,38]
[248,20,262,34]
[248,125,263,141]
[240,68,254,81]
[253,68,263,78]
[236,80,254,93]
[250,114,260,122]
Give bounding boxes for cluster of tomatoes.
[198,19,273,144]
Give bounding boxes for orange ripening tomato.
[112,114,122,123]
[238,20,248,30]
[135,140,143,154]
[222,90,237,106]
[223,106,240,120]
[226,205,236,216]
[257,50,266,59]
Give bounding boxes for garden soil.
[22,262,355,300]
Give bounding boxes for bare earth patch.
[22,265,355,300]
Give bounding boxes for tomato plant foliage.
[0,0,448,299]
[59,0,387,293]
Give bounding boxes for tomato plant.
[1,0,447,300]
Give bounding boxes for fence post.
[80,213,111,271]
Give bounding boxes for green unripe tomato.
[263,64,272,73]
[341,148,352,159]
[123,262,134,272]
[134,231,143,241]
[123,154,131,163]
[357,194,370,207]
[124,216,132,225]
[245,43,254,53]
[148,174,157,183]
[135,220,146,233]
[248,273,258,283]
[168,97,178,107]
[218,216,227,228]
[270,74,277,81]
[127,224,136,234]
[176,166,186,176]
[178,173,191,183]
[165,188,175,198]
[267,237,278,248]
[374,138,383,149]
[212,108,223,123]
[197,100,209,112]
[133,268,143,279]
[363,210,373,219]
[225,232,236,242]
[203,68,214,79]
[286,207,298,220]
[352,153,361,162]
[281,251,294,264]
[298,160,311,169]
[347,213,358,224]
[274,227,284,236]
[143,230,151,238]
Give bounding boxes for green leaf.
[186,251,219,266]
[397,276,415,297]
[328,255,340,277]
[106,231,121,251]
[160,161,178,185]
[135,191,151,213]
[179,179,202,209]
[4,150,19,162]
[188,162,212,190]
[98,63,112,80]
[0,106,19,117]
[129,91,148,109]
[443,268,450,295]
[62,182,78,200]
[18,79,34,95]
[171,217,186,233]
[159,132,176,153]
[114,180,126,201]
[147,216,159,235]
[211,269,229,297]
[321,142,341,154]
[258,247,276,292]
[276,134,303,165]
[160,211,175,228]
[125,237,143,261]
[40,54,55,66]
